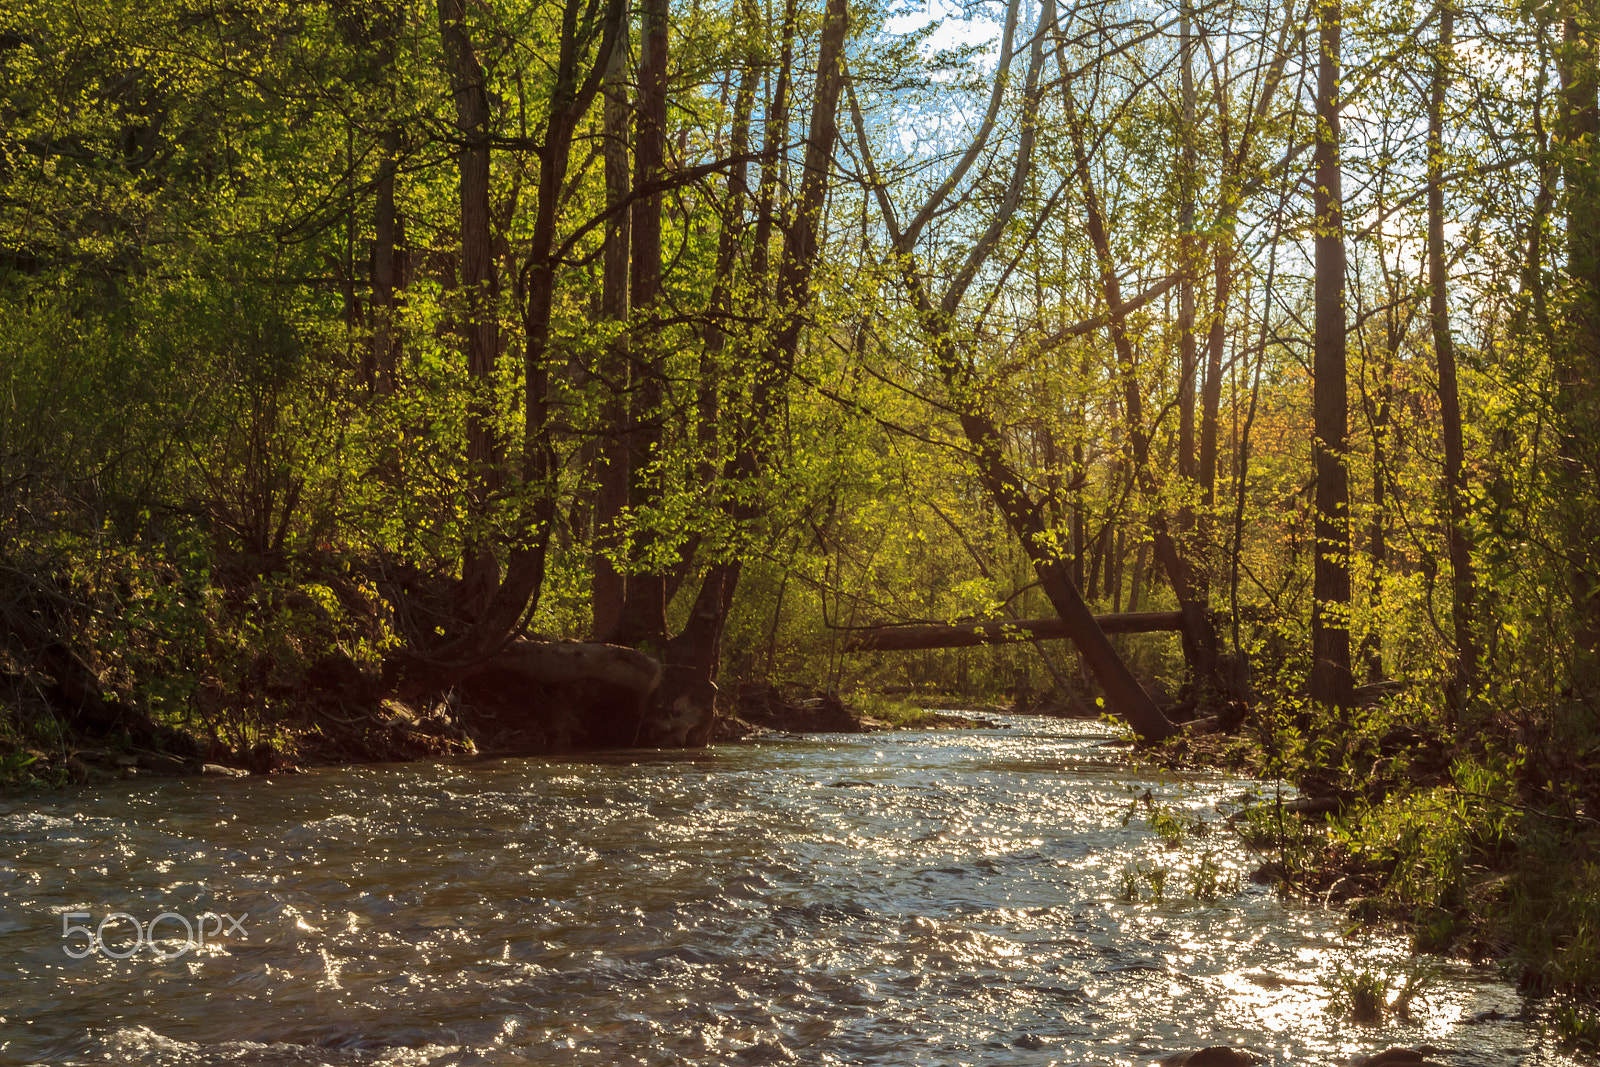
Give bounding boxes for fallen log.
[842,611,1186,652]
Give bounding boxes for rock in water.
[1353,1050,1444,1067]
[1159,1049,1261,1067]
[459,640,673,750]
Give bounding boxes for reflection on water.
[0,717,1576,1065]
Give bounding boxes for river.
[0,715,1578,1065]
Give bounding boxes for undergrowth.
[0,529,400,787]
[1166,674,1600,1012]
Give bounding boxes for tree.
[1554,0,1600,683]
[1428,0,1477,708]
[1310,0,1354,709]
[851,0,1178,741]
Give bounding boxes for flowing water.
[0,716,1579,1065]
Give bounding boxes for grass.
[1325,958,1441,1024]
[850,692,983,728]
[1190,850,1225,901]
[1552,1000,1600,1051]
[1156,677,1600,1023]
[1119,860,1172,903]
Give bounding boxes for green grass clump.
[850,692,952,728]
[1190,850,1225,901]
[1552,1000,1600,1051]
[1119,860,1170,903]
[1326,958,1440,1024]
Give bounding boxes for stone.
[1158,1048,1261,1067]
[457,640,670,750]
[1352,1049,1444,1067]
[246,741,297,774]
[1249,861,1290,884]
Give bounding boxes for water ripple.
[0,717,1574,1065]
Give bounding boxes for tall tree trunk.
[370,127,401,395]
[1072,438,1087,588]
[402,0,626,680]
[438,0,503,620]
[697,55,757,451]
[1199,246,1231,507]
[1128,537,1149,614]
[1177,0,1198,487]
[613,0,673,649]
[1202,0,1299,509]
[852,0,1176,741]
[1061,86,1216,690]
[1429,0,1477,709]
[956,408,1176,740]
[1310,0,1354,709]
[647,0,849,739]
[1555,0,1600,679]
[1364,320,1393,683]
[592,30,632,641]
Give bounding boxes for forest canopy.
[0,0,1597,754]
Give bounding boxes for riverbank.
[0,678,1007,791]
[1145,688,1600,1051]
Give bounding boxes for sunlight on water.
[0,716,1581,1065]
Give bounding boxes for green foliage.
[1325,958,1440,1025]
[1144,804,1193,849]
[847,692,953,728]
[1120,860,1171,904]
[1145,861,1168,905]
[1118,864,1141,903]
[1552,1001,1600,1053]
[1236,802,1293,851]
[1327,965,1390,1025]
[1189,850,1225,902]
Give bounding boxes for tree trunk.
[1071,438,1087,588]
[593,29,632,641]
[648,0,849,736]
[843,612,1185,652]
[1061,86,1216,689]
[1363,320,1393,683]
[1128,537,1150,614]
[1555,0,1600,678]
[399,0,625,681]
[850,0,1175,741]
[1177,0,1198,486]
[1430,0,1477,709]
[370,127,401,395]
[1199,246,1231,506]
[958,410,1177,741]
[438,0,503,620]
[1310,0,1354,709]
[612,0,672,649]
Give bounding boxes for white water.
[0,716,1576,1065]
